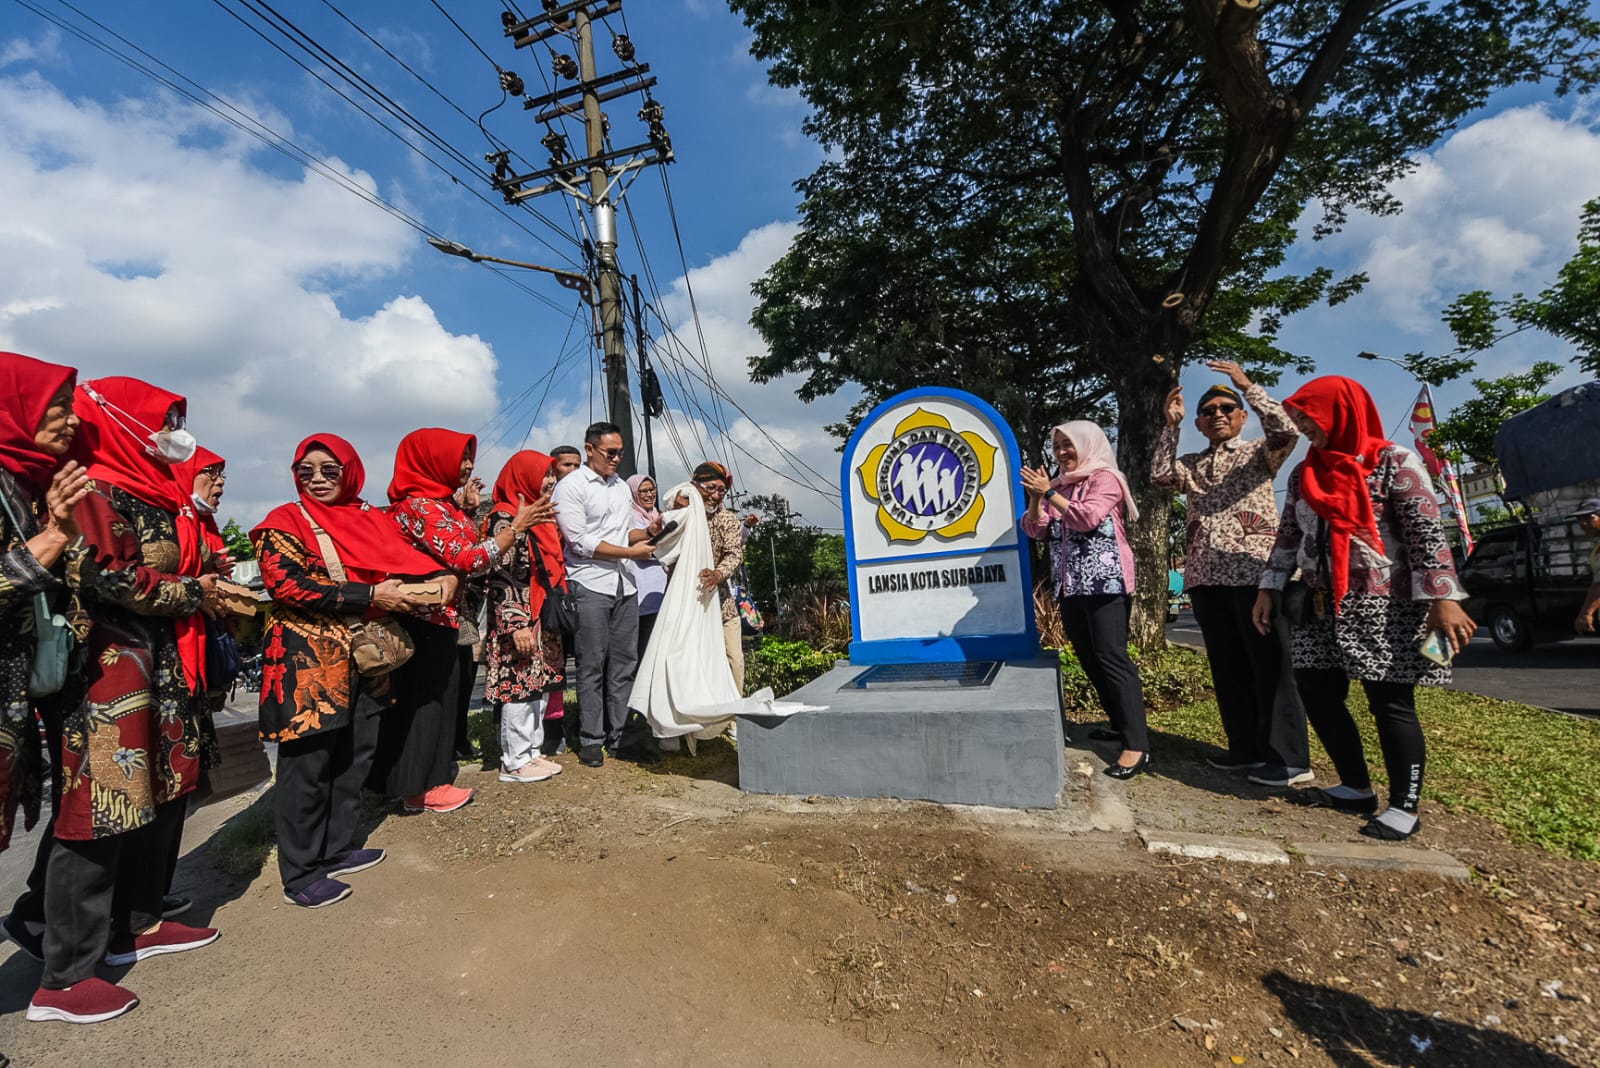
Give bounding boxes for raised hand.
[1164,386,1185,427]
[1205,359,1253,391]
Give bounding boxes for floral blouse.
[390,496,498,629]
[707,508,745,624]
[482,513,562,702]
[1259,445,1466,602]
[1151,383,1299,587]
[1020,470,1135,598]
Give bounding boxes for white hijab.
[629,482,821,739]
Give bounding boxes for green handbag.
[0,482,75,697]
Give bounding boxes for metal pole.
[576,5,636,476]
[770,530,781,621]
[632,273,656,480]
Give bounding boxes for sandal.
[1286,786,1378,816]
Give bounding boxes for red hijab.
[254,434,442,586]
[387,428,475,517]
[75,377,208,692]
[1284,376,1392,611]
[176,446,226,553]
[490,450,566,616]
[0,352,76,495]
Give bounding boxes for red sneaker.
[27,977,139,1024]
[104,921,220,966]
[419,783,474,812]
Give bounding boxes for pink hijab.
[627,473,660,527]
[1050,421,1140,522]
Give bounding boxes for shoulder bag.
[297,505,414,676]
[733,568,764,635]
[1280,516,1331,627]
[0,483,74,696]
[527,530,577,636]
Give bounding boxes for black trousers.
[637,610,658,661]
[1188,585,1309,768]
[41,798,185,989]
[1059,594,1149,752]
[373,617,461,799]
[275,687,381,893]
[10,693,68,927]
[453,646,478,757]
[1296,667,1425,812]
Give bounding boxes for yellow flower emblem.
[858,408,996,544]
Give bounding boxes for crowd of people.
[0,350,763,1026]
[1021,359,1478,844]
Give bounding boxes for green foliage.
[1428,361,1563,469]
[1057,643,1211,716]
[220,518,256,561]
[744,636,840,697]
[740,493,848,615]
[209,791,277,877]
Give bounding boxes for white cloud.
[0,28,60,69]
[0,73,496,525]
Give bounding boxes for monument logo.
[858,408,997,542]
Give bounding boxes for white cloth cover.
[629,482,823,739]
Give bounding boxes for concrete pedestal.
[736,655,1065,809]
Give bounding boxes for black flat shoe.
[1359,815,1421,841]
[1287,787,1379,816]
[1103,753,1150,780]
[1086,727,1121,742]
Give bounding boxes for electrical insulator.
[638,100,664,124]
[612,35,636,63]
[541,0,558,11]
[485,150,511,181]
[541,130,567,158]
[641,368,665,418]
[552,53,579,80]
[498,70,525,97]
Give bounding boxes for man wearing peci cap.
[1574,497,1600,634]
[1153,359,1310,788]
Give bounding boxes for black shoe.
[1359,815,1421,841]
[1085,727,1121,742]
[578,745,604,768]
[454,748,480,762]
[1,912,44,963]
[161,894,193,919]
[1207,752,1264,773]
[1287,786,1379,816]
[1103,753,1151,780]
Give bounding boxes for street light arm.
[427,235,593,305]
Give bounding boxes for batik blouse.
[1020,470,1136,598]
[707,508,745,624]
[390,496,497,629]
[254,528,376,743]
[482,513,562,703]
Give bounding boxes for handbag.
[1281,516,1333,628]
[205,620,245,691]
[733,570,764,635]
[0,483,74,696]
[528,533,577,635]
[297,505,415,676]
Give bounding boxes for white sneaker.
[499,762,554,783]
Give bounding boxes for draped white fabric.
[629,482,823,739]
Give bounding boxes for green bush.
[745,635,839,696]
[1055,642,1211,716]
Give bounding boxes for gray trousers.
[572,582,639,750]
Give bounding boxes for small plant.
[209,791,278,878]
[745,635,839,696]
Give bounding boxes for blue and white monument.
[737,387,1066,809]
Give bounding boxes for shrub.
[1056,642,1211,717]
[745,635,839,696]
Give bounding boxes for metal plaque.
[844,660,1001,691]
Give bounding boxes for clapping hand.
[45,461,91,538]
[1019,466,1052,498]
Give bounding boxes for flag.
[1409,384,1474,554]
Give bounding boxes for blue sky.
[2,1,1597,533]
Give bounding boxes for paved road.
[1167,611,1600,717]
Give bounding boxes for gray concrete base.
[1291,840,1472,881]
[1139,829,1290,865]
[736,656,1065,809]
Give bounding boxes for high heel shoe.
[1102,752,1151,780]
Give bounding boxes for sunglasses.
[592,446,625,461]
[1199,403,1240,417]
[294,462,344,482]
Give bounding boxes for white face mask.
[152,427,197,465]
[191,492,217,515]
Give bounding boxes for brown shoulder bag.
[297,505,415,676]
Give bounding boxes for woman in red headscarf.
[25,377,226,1022]
[252,434,445,908]
[481,451,566,783]
[376,429,545,813]
[1252,376,1476,842]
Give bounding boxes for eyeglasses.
[695,482,728,496]
[1199,403,1240,417]
[592,446,625,461]
[201,466,226,480]
[294,462,344,482]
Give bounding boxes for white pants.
[500,696,547,770]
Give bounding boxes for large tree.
[732,0,1600,646]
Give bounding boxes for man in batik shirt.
[1153,359,1310,788]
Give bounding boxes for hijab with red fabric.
[0,351,76,495]
[175,446,226,554]
[253,434,442,586]
[75,376,208,693]
[490,450,566,618]
[1283,375,1392,612]
[386,428,475,518]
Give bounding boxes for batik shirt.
[1020,470,1135,598]
[390,496,498,629]
[482,513,562,703]
[1151,383,1298,588]
[707,508,745,624]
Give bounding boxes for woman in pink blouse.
[1021,422,1150,779]
[378,428,544,813]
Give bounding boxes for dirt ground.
[2,735,1597,1067]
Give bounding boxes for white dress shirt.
[552,463,637,596]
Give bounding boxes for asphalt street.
[1167,611,1600,717]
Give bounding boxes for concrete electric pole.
[495,1,673,478]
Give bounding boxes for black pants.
[373,617,460,799]
[453,646,478,757]
[10,694,69,927]
[1296,668,1425,812]
[1189,585,1309,768]
[275,687,382,893]
[637,610,658,661]
[41,798,185,989]
[1060,594,1149,752]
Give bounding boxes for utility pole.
[632,274,660,480]
[495,2,673,478]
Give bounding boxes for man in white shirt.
[551,422,658,766]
